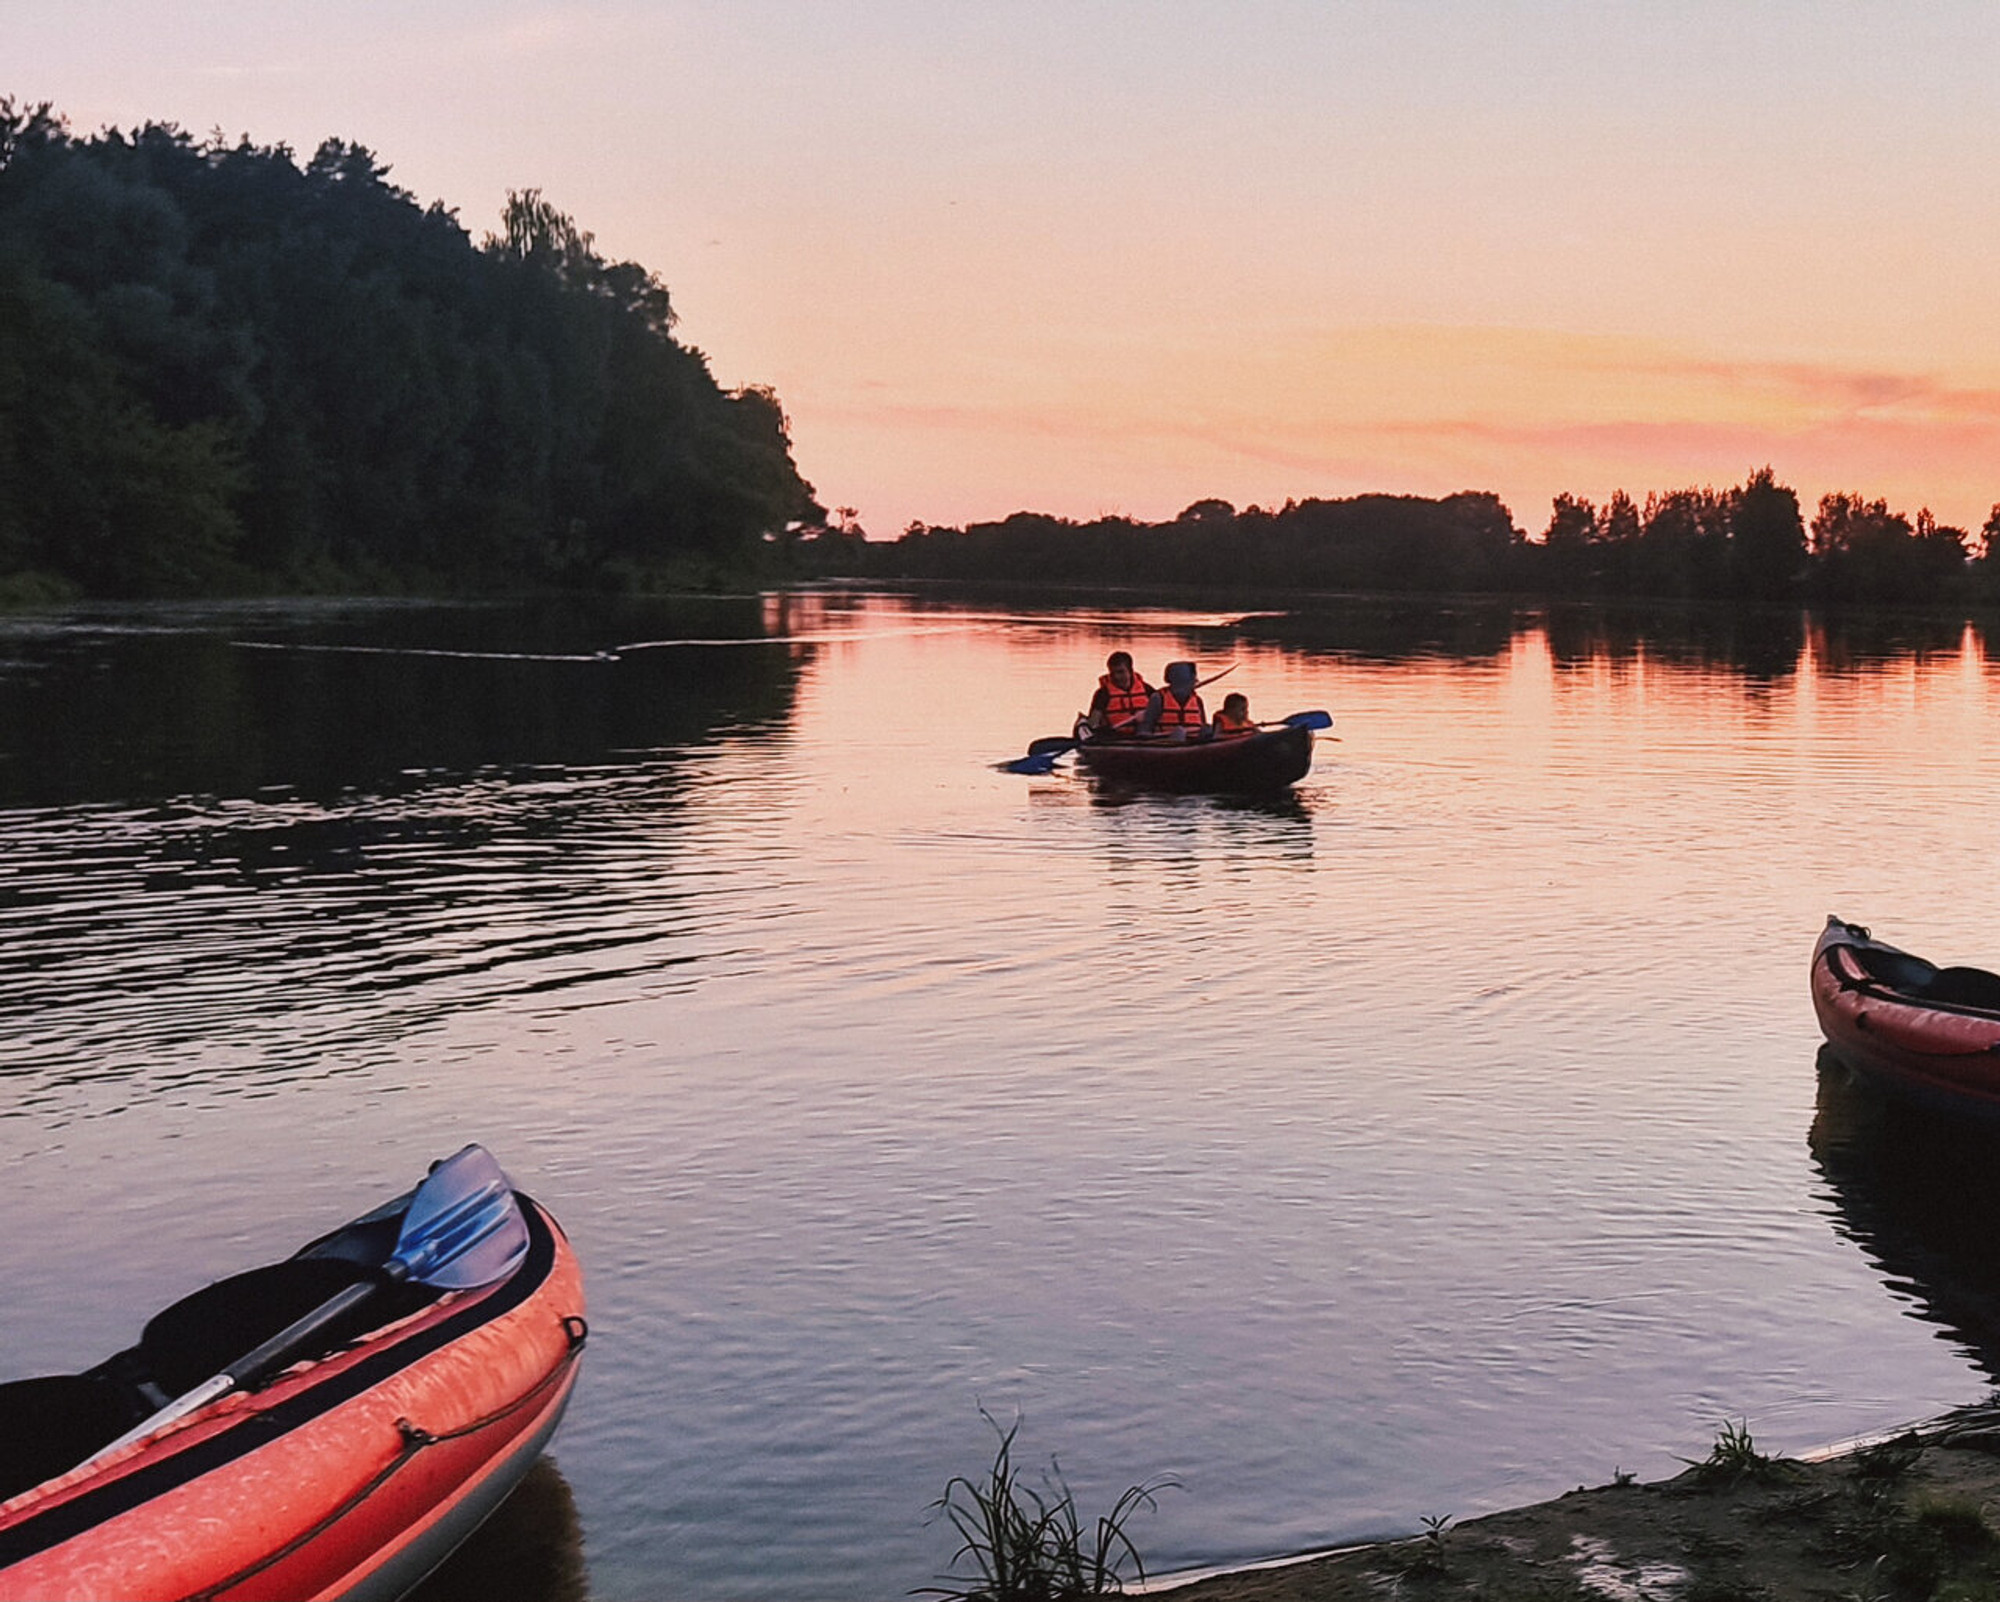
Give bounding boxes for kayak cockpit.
[0,1154,582,1602]
[0,1214,441,1504]
[1826,929,2000,1014]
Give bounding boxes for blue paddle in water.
[1001,706,1330,775]
[78,1144,530,1469]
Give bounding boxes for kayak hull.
[1075,724,1313,792]
[0,1184,586,1602]
[1812,916,2000,1119]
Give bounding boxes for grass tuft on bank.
[921,1412,1175,1601]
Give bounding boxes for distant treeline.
[807,472,2000,607]
[0,101,821,599]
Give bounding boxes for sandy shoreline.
[1150,1405,2000,1600]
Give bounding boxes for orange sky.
[17,2,2000,538]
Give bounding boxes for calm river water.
[5,590,2000,1598]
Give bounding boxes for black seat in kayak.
[1849,944,1940,994]
[141,1257,441,1396]
[1923,965,2000,1012]
[0,1265,410,1501]
[0,1374,145,1503]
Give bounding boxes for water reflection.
[1228,596,1832,676]
[1539,604,1808,679]
[1811,1048,2000,1383]
[1236,599,1516,663]
[1025,782,1319,863]
[0,596,809,1112]
[0,596,805,808]
[408,1456,589,1602]
[1087,786,1320,831]
[1806,615,1986,672]
[1227,594,1988,682]
[1194,789,1318,825]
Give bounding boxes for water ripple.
[0,765,735,1113]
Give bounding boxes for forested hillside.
[0,101,822,598]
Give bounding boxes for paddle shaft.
[81,1266,407,1464]
[228,1263,407,1387]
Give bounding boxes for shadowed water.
[5,591,1999,1598]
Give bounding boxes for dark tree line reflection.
[0,595,805,808]
[0,597,812,1107]
[1226,597,1982,683]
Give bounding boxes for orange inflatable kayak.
[1813,915,2000,1118]
[0,1151,586,1601]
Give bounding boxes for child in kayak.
[1212,692,1254,737]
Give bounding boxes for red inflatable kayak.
[1812,916,2000,1117]
[0,1151,586,1602]
[1076,723,1315,792]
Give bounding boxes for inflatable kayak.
[0,1147,586,1602]
[1075,723,1314,792]
[1812,916,2000,1118]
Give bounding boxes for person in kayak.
[1140,660,1208,739]
[1212,692,1254,737]
[1085,651,1151,736]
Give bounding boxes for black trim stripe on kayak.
[0,1195,558,1569]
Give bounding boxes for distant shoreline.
[796,477,2000,614]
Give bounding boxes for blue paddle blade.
[392,1143,530,1290]
[1282,710,1333,730]
[999,751,1063,774]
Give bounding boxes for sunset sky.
[16,1,2000,539]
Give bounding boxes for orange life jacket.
[1098,671,1151,726]
[1213,710,1255,737]
[1154,688,1206,733]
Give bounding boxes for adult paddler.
[1139,660,1207,739]
[1085,651,1151,736]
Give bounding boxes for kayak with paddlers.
[1000,656,1330,790]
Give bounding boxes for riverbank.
[1158,1406,2000,1601]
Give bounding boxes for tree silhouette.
[1808,492,1961,604]
[1728,467,1806,601]
[0,102,819,598]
